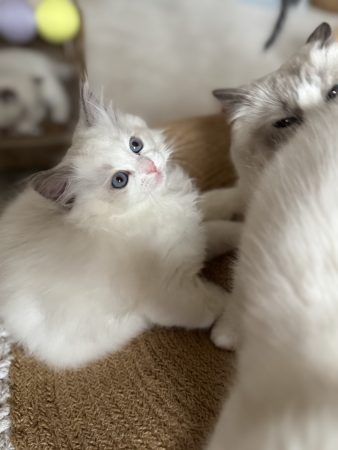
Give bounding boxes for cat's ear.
[79,79,104,127]
[306,22,332,47]
[213,88,249,120]
[30,166,75,208]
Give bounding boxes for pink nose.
[139,157,158,174]
[146,160,157,174]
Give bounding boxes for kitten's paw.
[200,188,243,221]
[211,313,239,350]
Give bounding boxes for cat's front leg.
[211,296,240,350]
[201,186,244,221]
[143,278,228,329]
[205,220,243,259]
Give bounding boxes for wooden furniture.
[311,0,338,13]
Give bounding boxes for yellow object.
[36,0,80,44]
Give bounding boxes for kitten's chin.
[140,170,166,194]
[154,170,164,185]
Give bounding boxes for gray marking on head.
[306,22,332,48]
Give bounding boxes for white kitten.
[0,48,71,134]
[206,101,338,449]
[202,22,336,255]
[0,85,226,368]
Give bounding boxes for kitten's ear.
[213,88,249,120]
[79,79,103,127]
[306,22,332,47]
[30,166,75,208]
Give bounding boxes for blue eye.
[327,85,338,101]
[129,136,143,153]
[111,171,129,189]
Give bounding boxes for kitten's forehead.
[63,84,168,185]
[71,106,152,153]
[251,41,338,113]
[289,43,338,108]
[68,118,163,177]
[76,122,152,155]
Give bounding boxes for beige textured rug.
[6,115,237,449]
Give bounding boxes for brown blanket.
[10,114,237,450]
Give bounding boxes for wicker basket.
[0,3,86,171]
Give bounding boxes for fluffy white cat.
[206,101,338,450]
[0,85,227,368]
[202,22,338,348]
[202,22,337,258]
[0,48,71,134]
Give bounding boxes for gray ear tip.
[306,22,332,45]
[318,22,332,36]
[321,22,331,31]
[212,89,225,100]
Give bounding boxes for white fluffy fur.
[206,101,338,450]
[0,89,226,368]
[202,25,338,343]
[202,24,338,248]
[0,49,70,134]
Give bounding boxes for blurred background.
[0,0,337,199]
[83,0,338,123]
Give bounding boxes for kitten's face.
[70,113,169,213]
[214,23,338,191]
[31,86,170,224]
